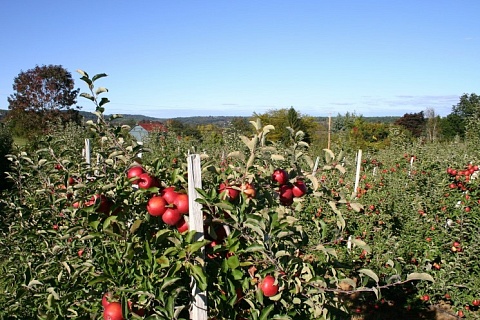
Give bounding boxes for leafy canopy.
[6,64,81,138]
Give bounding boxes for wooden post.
[353,150,362,198]
[188,154,207,320]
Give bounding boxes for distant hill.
[79,111,161,122]
[1,109,400,127]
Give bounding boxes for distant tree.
[254,107,315,144]
[287,107,301,131]
[332,112,363,133]
[197,124,222,142]
[424,107,439,142]
[394,111,426,138]
[6,65,80,138]
[230,117,253,135]
[440,94,480,140]
[452,93,480,119]
[166,119,201,140]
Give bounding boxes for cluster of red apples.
[127,166,189,233]
[272,168,307,205]
[446,163,479,191]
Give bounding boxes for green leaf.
[145,240,152,261]
[102,215,118,230]
[92,73,108,82]
[227,151,245,161]
[359,268,379,283]
[95,87,108,95]
[275,250,289,258]
[166,295,175,319]
[26,280,43,288]
[323,149,334,162]
[260,304,275,320]
[186,240,208,254]
[271,154,285,161]
[87,275,112,286]
[190,265,208,291]
[76,69,88,77]
[156,256,170,268]
[79,76,92,86]
[80,92,94,101]
[244,243,265,252]
[129,219,142,234]
[99,97,110,107]
[349,202,363,212]
[232,269,243,280]
[407,272,435,282]
[227,255,240,269]
[335,164,346,174]
[351,238,371,253]
[160,277,182,290]
[263,124,275,133]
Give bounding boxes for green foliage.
[440,113,464,141]
[230,117,254,136]
[1,71,470,320]
[166,119,202,140]
[254,107,318,145]
[0,123,13,191]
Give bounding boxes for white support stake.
[353,150,362,198]
[187,154,207,320]
[312,156,320,175]
[85,139,91,165]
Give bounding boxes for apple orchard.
[2,71,480,320]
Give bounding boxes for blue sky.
[1,1,479,118]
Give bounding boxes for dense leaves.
[1,71,477,320]
[6,65,81,139]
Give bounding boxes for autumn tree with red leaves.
[6,65,81,138]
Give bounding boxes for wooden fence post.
[187,154,207,320]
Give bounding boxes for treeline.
[1,64,479,155]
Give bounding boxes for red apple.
[279,184,294,206]
[272,169,289,186]
[173,193,189,214]
[292,179,307,197]
[147,195,168,217]
[260,275,279,297]
[162,207,181,226]
[87,194,111,214]
[161,186,178,204]
[176,217,189,233]
[103,301,124,320]
[137,173,157,189]
[127,166,144,183]
[219,182,240,200]
[68,176,76,186]
[102,292,112,308]
[242,183,256,198]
